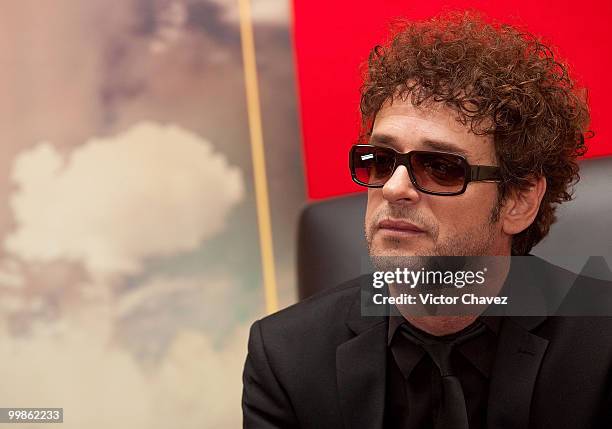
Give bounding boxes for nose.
[382,165,421,204]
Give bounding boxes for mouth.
[377,219,426,237]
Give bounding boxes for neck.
[403,315,479,336]
[390,254,511,336]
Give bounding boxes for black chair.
[297,157,612,299]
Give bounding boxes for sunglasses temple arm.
[470,165,501,182]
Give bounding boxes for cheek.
[365,189,382,229]
[430,187,498,234]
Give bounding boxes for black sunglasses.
[349,144,501,196]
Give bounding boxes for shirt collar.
[387,312,502,378]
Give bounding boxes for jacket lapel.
[336,288,387,429]
[487,316,549,428]
[335,265,552,429]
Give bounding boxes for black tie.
[400,322,486,429]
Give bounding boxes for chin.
[368,242,436,273]
[369,238,433,257]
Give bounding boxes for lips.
[377,219,425,234]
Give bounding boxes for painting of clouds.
[0,1,303,427]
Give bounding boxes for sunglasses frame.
[349,144,502,196]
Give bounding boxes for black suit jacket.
[242,263,612,428]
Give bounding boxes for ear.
[501,176,547,236]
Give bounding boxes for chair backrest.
[297,157,612,300]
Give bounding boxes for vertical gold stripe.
[238,0,279,314]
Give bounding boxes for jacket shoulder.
[256,275,364,338]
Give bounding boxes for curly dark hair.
[360,11,591,255]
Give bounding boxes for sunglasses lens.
[351,146,395,186]
[410,152,467,193]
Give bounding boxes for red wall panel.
[293,0,612,199]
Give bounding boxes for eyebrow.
[369,133,470,157]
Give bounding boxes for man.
[242,12,612,428]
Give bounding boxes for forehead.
[370,97,494,162]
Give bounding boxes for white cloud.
[0,316,249,429]
[5,121,244,276]
[0,258,24,289]
[149,1,188,54]
[0,271,251,429]
[154,327,248,428]
[212,0,290,26]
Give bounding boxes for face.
[364,97,510,258]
